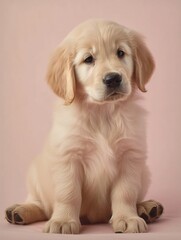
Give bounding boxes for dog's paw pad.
[140,213,149,222]
[149,206,157,218]
[138,200,164,223]
[14,213,23,223]
[5,204,24,225]
[6,210,12,223]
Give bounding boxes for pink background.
[1,0,181,229]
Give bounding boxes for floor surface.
[0,216,181,240]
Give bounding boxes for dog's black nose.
[103,73,122,88]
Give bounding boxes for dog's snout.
[103,73,122,88]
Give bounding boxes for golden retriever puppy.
[5,19,163,234]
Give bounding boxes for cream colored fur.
[24,20,155,233]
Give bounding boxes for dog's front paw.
[43,218,80,234]
[111,216,148,233]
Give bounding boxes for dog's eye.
[117,49,125,59]
[84,55,94,64]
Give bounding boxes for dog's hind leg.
[5,203,47,225]
[137,199,164,223]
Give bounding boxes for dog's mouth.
[105,90,128,101]
[87,85,131,104]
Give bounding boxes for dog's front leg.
[110,151,148,233]
[44,158,83,234]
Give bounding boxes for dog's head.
[47,20,155,104]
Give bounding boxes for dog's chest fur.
[52,100,144,222]
[75,103,137,221]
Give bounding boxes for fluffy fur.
[6,20,158,234]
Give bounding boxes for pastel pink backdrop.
[1,0,181,226]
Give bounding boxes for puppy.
[5,19,163,234]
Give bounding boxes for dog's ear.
[47,42,76,104]
[132,33,155,92]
